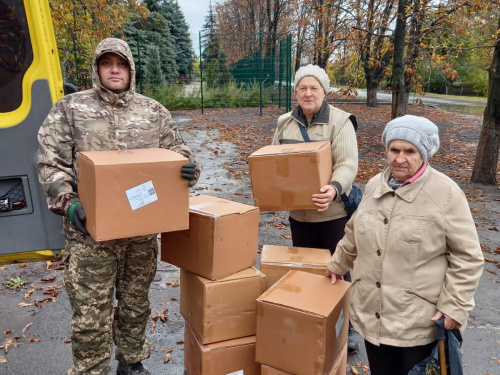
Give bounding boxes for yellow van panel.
[0,249,64,265]
[0,0,64,128]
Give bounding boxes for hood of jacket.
[92,38,136,106]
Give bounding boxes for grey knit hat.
[382,115,440,161]
[294,64,330,94]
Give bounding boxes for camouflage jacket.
[37,38,199,244]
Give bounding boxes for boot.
[347,326,359,353]
[116,361,151,375]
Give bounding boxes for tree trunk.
[391,0,410,119]
[294,43,302,73]
[471,26,500,185]
[366,72,378,107]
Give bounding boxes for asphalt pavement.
[330,88,486,117]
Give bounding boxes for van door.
[0,0,66,264]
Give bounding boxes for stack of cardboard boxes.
[161,195,264,375]
[78,145,353,375]
[249,142,352,375]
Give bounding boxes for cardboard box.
[260,342,347,375]
[260,245,331,290]
[256,271,351,375]
[77,148,188,241]
[161,195,259,280]
[248,141,333,211]
[180,267,265,344]
[184,322,261,375]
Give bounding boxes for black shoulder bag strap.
[298,124,311,142]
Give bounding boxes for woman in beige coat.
[326,115,484,374]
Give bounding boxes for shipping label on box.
[184,322,261,375]
[256,271,351,375]
[248,141,332,211]
[161,195,259,280]
[260,245,331,290]
[180,267,265,344]
[77,148,188,241]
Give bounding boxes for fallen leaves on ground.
[151,309,169,323]
[39,276,57,282]
[42,286,60,297]
[2,277,27,289]
[1,336,21,354]
[24,289,34,302]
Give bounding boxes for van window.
[0,0,34,113]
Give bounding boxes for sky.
[177,0,212,57]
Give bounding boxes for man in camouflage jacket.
[37,38,199,375]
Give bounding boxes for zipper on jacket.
[351,278,361,286]
[405,290,437,305]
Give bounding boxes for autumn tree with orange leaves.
[49,0,148,88]
[215,0,292,64]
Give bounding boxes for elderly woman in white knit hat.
[326,115,484,374]
[271,64,360,350]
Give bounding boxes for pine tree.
[123,11,179,83]
[201,1,219,62]
[214,48,232,88]
[201,1,220,89]
[147,0,194,79]
[145,45,165,89]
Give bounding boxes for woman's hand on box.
[325,269,343,285]
[312,185,337,212]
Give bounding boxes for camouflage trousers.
[64,238,158,375]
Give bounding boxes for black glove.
[181,158,197,187]
[68,202,89,235]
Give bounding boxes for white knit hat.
[294,64,330,94]
[382,115,440,161]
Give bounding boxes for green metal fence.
[199,31,292,115]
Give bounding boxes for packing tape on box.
[190,200,229,213]
[289,255,305,262]
[275,158,289,177]
[276,283,301,293]
[261,262,325,269]
[309,155,319,165]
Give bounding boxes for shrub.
[144,80,274,110]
